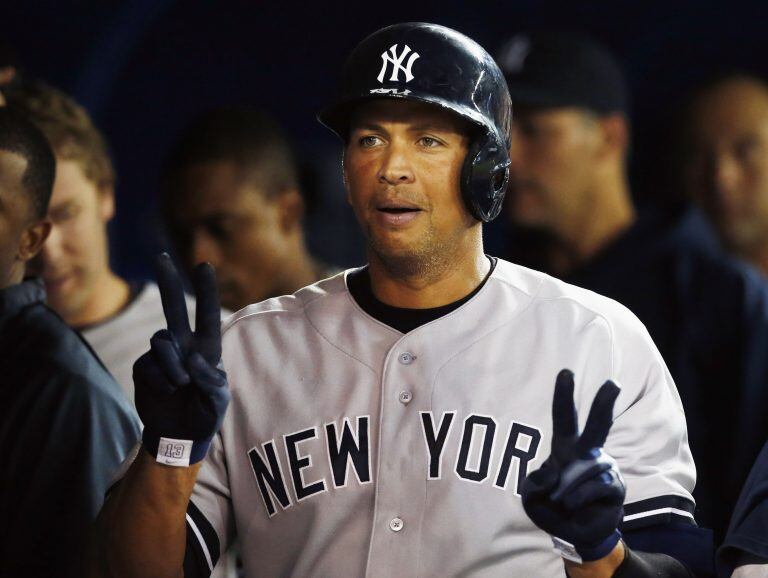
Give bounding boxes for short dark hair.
[162,106,299,199]
[0,107,55,219]
[687,71,768,108]
[675,71,768,168]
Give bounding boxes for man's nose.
[710,154,743,204]
[35,224,64,269]
[378,139,415,185]
[191,231,222,269]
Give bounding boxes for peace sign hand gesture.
[521,369,625,564]
[134,254,230,467]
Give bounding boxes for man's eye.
[735,137,763,163]
[206,221,234,241]
[517,122,543,139]
[51,205,80,223]
[359,135,381,147]
[419,136,442,148]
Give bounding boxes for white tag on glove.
[551,536,583,564]
[156,437,194,467]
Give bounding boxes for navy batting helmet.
[318,22,512,223]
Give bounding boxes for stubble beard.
[723,217,768,261]
[366,220,463,284]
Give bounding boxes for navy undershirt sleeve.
[623,523,714,577]
[717,441,768,577]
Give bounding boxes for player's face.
[27,158,113,320]
[507,107,602,232]
[165,160,293,311]
[684,79,768,253]
[344,100,474,273]
[0,150,34,286]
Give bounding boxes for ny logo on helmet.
[377,44,420,83]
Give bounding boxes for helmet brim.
[317,90,491,141]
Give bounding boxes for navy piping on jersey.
[185,500,220,578]
[622,495,697,531]
[183,256,706,574]
[347,256,498,333]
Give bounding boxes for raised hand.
[134,254,230,467]
[521,369,625,564]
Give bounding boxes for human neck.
[368,239,489,309]
[738,240,768,278]
[69,269,130,328]
[0,261,25,291]
[276,236,323,295]
[550,173,635,276]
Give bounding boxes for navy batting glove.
[134,254,230,467]
[521,369,625,563]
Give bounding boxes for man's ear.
[597,113,629,162]
[98,185,116,222]
[277,189,305,233]
[18,218,52,261]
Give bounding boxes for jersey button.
[399,391,413,404]
[398,352,416,365]
[389,517,404,532]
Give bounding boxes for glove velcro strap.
[143,430,212,467]
[551,529,622,563]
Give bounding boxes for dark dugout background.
[5,0,767,280]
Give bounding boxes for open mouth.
[374,204,423,226]
[378,207,421,214]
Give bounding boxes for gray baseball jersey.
[185,258,695,577]
[732,565,768,577]
[82,282,196,403]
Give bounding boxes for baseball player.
[4,80,199,403]
[159,106,340,313]
[718,438,768,576]
[95,24,704,577]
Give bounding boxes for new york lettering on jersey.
[247,412,542,517]
[186,260,695,577]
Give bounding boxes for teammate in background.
[500,31,768,549]
[160,107,338,313]
[681,74,768,276]
[5,81,195,402]
[717,437,768,577]
[94,23,704,577]
[0,107,140,578]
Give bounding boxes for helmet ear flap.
[461,131,511,222]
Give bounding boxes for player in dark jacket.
[500,31,768,554]
[717,440,768,576]
[0,107,140,578]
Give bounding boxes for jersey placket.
[365,337,430,577]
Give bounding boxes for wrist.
[552,529,622,563]
[142,429,213,467]
[564,540,626,578]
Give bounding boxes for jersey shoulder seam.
[433,272,547,380]
[222,306,299,334]
[302,298,380,377]
[533,293,618,374]
[489,262,547,299]
[221,279,344,334]
[222,288,380,377]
